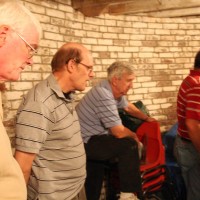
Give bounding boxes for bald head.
[51,42,91,72]
[61,42,88,50]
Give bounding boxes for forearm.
[110,125,140,143]
[124,104,147,120]
[124,102,156,121]
[23,169,31,184]
[14,150,36,184]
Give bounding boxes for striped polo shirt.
[15,74,86,200]
[177,69,200,139]
[76,79,128,143]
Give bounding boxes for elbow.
[110,125,126,138]
[186,119,198,132]
[115,133,123,139]
[111,132,123,139]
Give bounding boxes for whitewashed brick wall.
[3,0,200,146]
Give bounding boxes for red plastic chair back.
[136,121,166,194]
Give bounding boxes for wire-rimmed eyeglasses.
[73,59,93,73]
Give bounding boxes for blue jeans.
[174,135,200,200]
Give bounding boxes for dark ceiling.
[71,0,200,18]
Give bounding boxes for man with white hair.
[0,0,41,199]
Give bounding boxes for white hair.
[0,0,42,38]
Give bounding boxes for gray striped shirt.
[15,74,86,200]
[76,79,128,143]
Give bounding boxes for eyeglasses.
[15,32,37,59]
[73,59,93,73]
[78,62,93,73]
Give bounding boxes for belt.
[178,135,191,143]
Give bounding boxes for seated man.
[76,61,156,200]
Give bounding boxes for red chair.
[104,121,176,200]
[136,121,176,199]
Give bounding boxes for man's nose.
[89,71,95,79]
[26,58,33,65]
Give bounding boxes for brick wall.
[3,0,200,146]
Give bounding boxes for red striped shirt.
[177,70,200,139]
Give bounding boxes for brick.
[108,46,123,52]
[82,38,97,44]
[42,24,59,33]
[155,29,170,35]
[132,22,147,28]
[102,33,118,39]
[39,40,58,48]
[24,2,45,14]
[92,45,108,51]
[58,4,73,13]
[104,19,116,26]
[172,80,182,86]
[117,21,132,27]
[46,8,65,18]
[124,46,139,52]
[5,91,24,100]
[148,23,163,29]
[153,99,167,104]
[108,27,123,33]
[20,73,42,81]
[161,103,173,109]
[87,31,103,38]
[138,52,154,58]
[11,100,23,110]
[51,17,65,26]
[44,32,63,41]
[179,24,194,29]
[128,94,143,101]
[142,82,157,87]
[118,52,132,58]
[163,23,178,29]
[83,24,99,32]
[163,86,177,92]
[10,82,33,91]
[36,14,50,23]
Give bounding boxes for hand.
[145,116,156,122]
[138,142,143,159]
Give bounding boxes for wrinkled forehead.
[20,23,40,48]
[81,49,94,65]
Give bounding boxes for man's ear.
[112,76,118,86]
[66,59,76,73]
[0,25,10,47]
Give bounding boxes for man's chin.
[77,86,86,92]
[9,73,21,81]
[122,92,128,95]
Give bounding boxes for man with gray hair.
[76,61,156,200]
[0,0,41,199]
